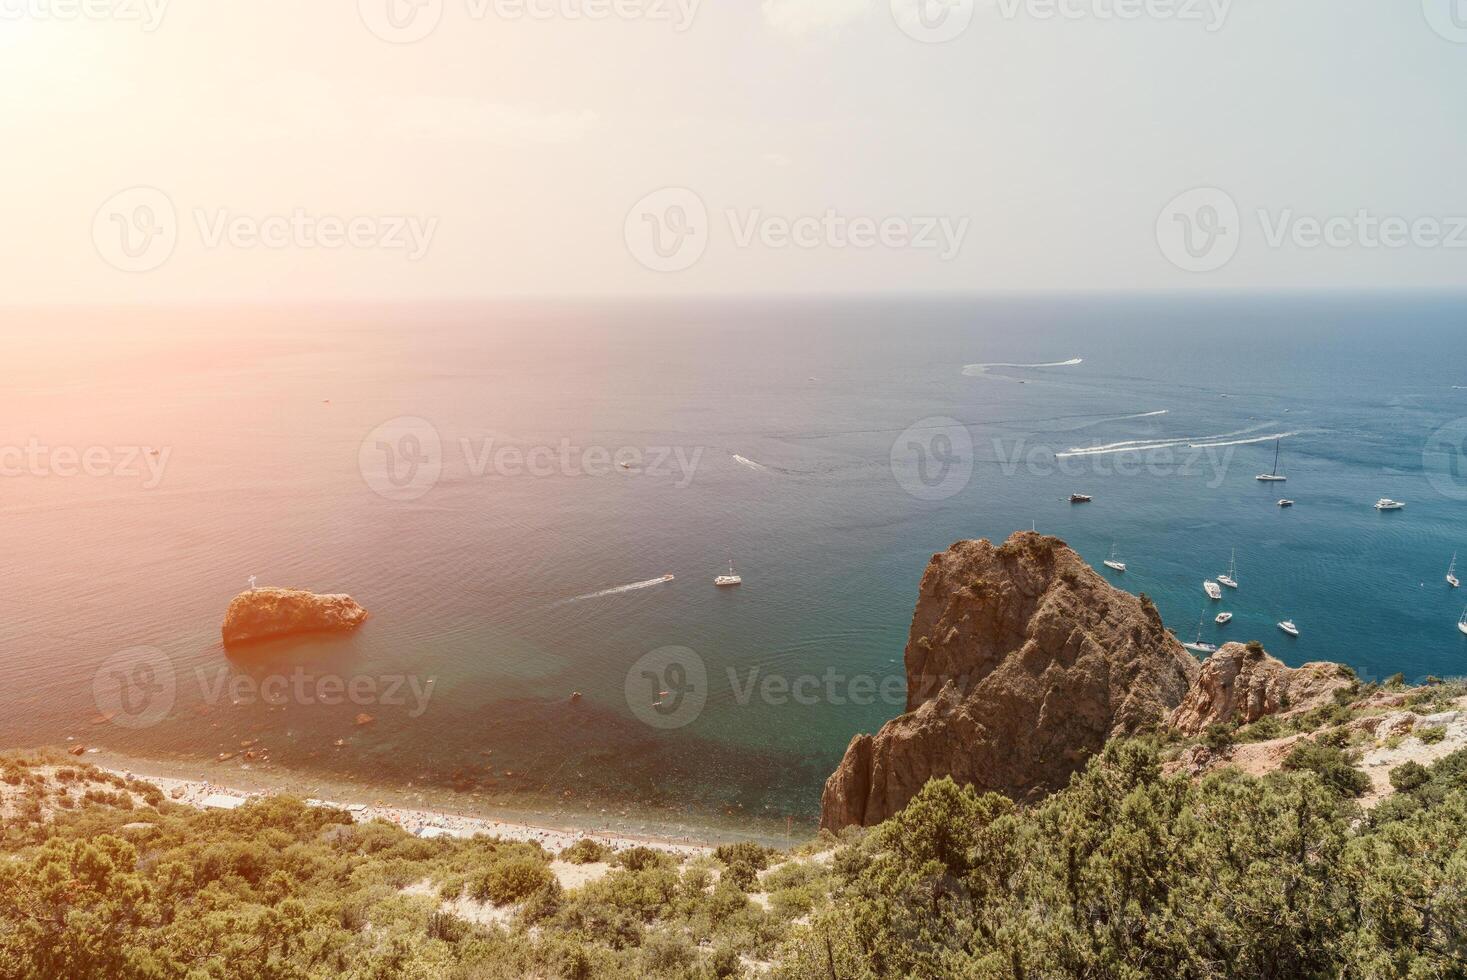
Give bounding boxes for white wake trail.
[963,357,1083,376]
[563,577,675,603]
[1056,423,1276,459]
[732,454,769,471]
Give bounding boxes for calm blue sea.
[2,294,1465,833]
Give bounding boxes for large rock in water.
[1168,642,1351,735]
[221,588,368,648]
[819,532,1199,831]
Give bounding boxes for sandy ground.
[84,751,713,857]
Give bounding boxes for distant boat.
[1375,498,1405,511]
[1278,620,1300,637]
[1103,543,1127,572]
[714,560,742,587]
[1215,612,1233,625]
[1204,580,1223,600]
[1448,553,1459,589]
[1182,612,1218,655]
[1256,439,1288,482]
[1070,493,1092,504]
[661,574,675,582]
[1460,607,1467,637]
[1278,499,1295,508]
[1217,549,1238,590]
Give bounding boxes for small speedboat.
[661,574,675,582]
[1278,499,1295,508]
[1102,543,1126,572]
[714,560,742,587]
[1375,498,1405,511]
[1278,620,1300,637]
[1204,581,1223,600]
[1215,612,1233,625]
[1070,493,1092,504]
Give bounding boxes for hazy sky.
[2,0,1465,301]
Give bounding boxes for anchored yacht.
[1278,620,1300,637]
[714,560,742,587]
[1204,580,1223,600]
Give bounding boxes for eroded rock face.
[221,588,368,648]
[820,532,1199,831]
[1168,643,1351,735]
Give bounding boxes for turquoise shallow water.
[2,294,1465,831]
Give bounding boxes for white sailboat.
[1217,549,1239,590]
[1256,439,1287,482]
[1204,580,1223,600]
[1182,612,1218,655]
[714,559,742,587]
[1460,607,1467,637]
[1103,543,1127,572]
[1448,553,1459,589]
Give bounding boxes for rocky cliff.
[1168,642,1352,735]
[221,588,368,648]
[820,531,1199,831]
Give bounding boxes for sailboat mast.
[1272,439,1281,476]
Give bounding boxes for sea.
[2,293,1465,837]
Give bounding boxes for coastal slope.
[820,531,1198,830]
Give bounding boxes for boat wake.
[963,357,1083,376]
[562,577,675,604]
[1056,424,1298,459]
[732,454,770,471]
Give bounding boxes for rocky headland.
[820,531,1199,830]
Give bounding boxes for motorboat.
[1256,439,1287,482]
[1204,580,1223,600]
[1278,499,1295,508]
[1215,612,1233,625]
[1375,498,1405,511]
[1278,620,1300,637]
[714,560,742,587]
[1070,493,1092,504]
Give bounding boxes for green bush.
[469,856,555,906]
[1418,725,1447,745]
[1281,739,1371,797]
[1390,761,1430,792]
[561,837,608,865]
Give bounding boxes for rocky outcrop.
[1168,643,1352,735]
[820,532,1199,831]
[221,588,368,648]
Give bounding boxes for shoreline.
[70,745,798,853]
